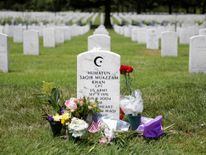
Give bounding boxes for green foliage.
[0,0,205,14]
[36,81,62,112]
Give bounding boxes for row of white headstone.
[0,24,90,73]
[112,13,206,27]
[114,25,178,56]
[114,25,206,73]
[0,11,96,27]
[77,25,119,119]
[113,24,205,45]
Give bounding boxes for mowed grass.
[0,30,206,154]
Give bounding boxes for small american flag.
[88,120,102,133]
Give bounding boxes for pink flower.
[65,98,77,112]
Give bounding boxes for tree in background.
[69,0,112,28]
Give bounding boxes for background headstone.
[189,35,206,73]
[55,27,64,44]
[23,30,39,55]
[13,26,23,43]
[161,31,178,56]
[93,25,109,35]
[199,28,206,35]
[131,28,138,42]
[0,33,8,72]
[77,49,120,119]
[146,29,159,49]
[136,28,146,44]
[88,34,111,51]
[63,26,71,41]
[43,28,55,48]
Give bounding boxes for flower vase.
[49,121,62,137]
[128,114,141,130]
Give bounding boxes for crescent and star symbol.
[94,56,103,67]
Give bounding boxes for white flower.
[68,117,88,137]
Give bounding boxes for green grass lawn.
[0,30,206,154]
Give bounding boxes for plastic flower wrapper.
[99,121,115,143]
[68,117,88,138]
[104,127,115,142]
[99,117,130,143]
[120,90,143,116]
[137,115,164,139]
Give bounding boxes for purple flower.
[59,108,64,115]
[47,116,53,122]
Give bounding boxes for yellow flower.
[53,114,62,122]
[88,105,93,110]
[61,112,71,125]
[92,103,97,108]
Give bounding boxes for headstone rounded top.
[199,28,206,35]
[78,48,119,58]
[190,35,206,44]
[88,34,110,39]
[98,25,105,29]
[0,33,8,37]
[93,26,109,35]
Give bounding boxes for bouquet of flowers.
[37,81,101,138]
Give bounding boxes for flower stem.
[124,73,132,95]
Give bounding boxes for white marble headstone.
[179,27,196,44]
[77,48,120,119]
[63,27,71,40]
[146,29,159,50]
[88,34,111,51]
[43,28,55,48]
[131,28,138,42]
[93,25,109,35]
[55,27,65,44]
[55,27,64,44]
[123,26,131,37]
[3,25,13,37]
[161,31,178,56]
[199,28,206,35]
[13,26,23,43]
[136,28,146,44]
[0,33,8,73]
[0,26,3,33]
[23,30,39,55]
[189,35,206,73]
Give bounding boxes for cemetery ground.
[0,30,206,154]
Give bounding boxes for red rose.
[120,65,126,74]
[126,66,133,73]
[120,65,134,74]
